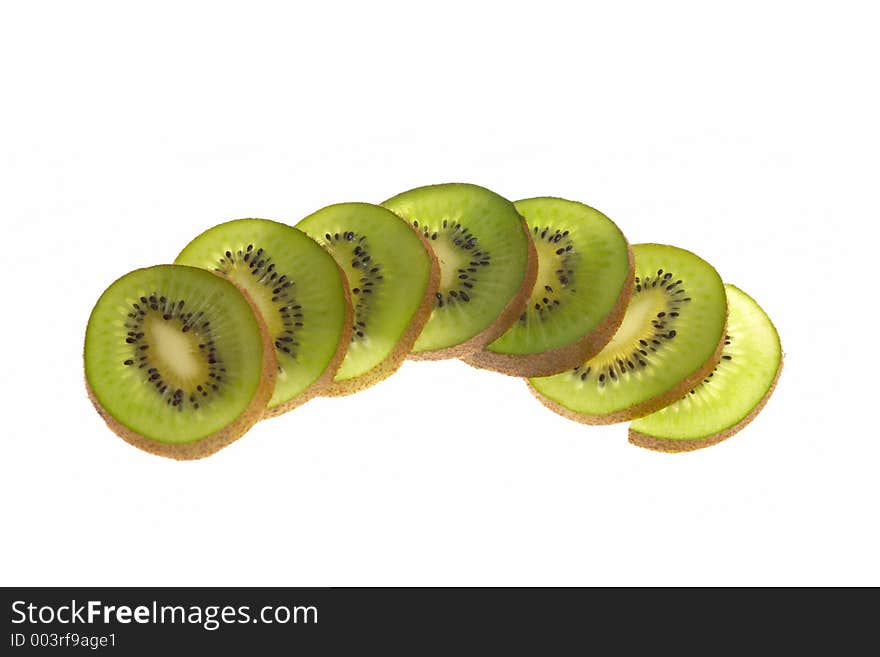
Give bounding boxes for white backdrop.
[2,1,876,586]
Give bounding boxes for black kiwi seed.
[215,247,303,357]
[522,226,579,322]
[417,221,492,308]
[572,270,692,390]
[320,230,383,342]
[122,291,228,409]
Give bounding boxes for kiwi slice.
[296,202,439,395]
[382,183,537,359]
[528,243,727,424]
[84,265,276,459]
[175,219,351,416]
[464,197,633,377]
[629,284,782,452]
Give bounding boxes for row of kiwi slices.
[84,183,782,459]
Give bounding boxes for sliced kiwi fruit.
[296,202,439,395]
[382,183,537,359]
[464,197,633,377]
[629,284,782,452]
[175,219,351,416]
[528,243,727,424]
[84,265,276,459]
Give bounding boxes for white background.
[1,1,877,586]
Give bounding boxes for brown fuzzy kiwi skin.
[405,210,539,361]
[527,308,729,426]
[322,224,441,396]
[85,275,278,461]
[262,262,354,417]
[463,245,636,377]
[628,357,783,453]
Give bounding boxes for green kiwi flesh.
[629,284,782,452]
[528,243,727,424]
[175,219,350,415]
[464,197,633,377]
[382,183,537,358]
[84,265,276,459]
[296,202,439,395]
